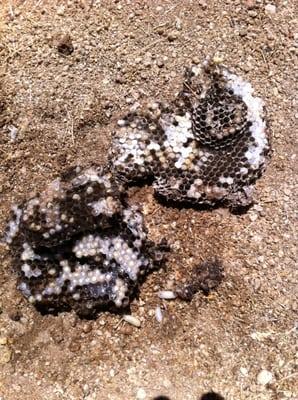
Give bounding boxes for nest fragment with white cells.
[110,59,270,207]
[5,59,271,315]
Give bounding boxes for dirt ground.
[0,1,297,399]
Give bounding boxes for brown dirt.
[0,1,297,399]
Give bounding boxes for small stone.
[156,58,164,68]
[82,323,92,333]
[244,0,256,9]
[167,31,179,42]
[0,340,12,364]
[119,325,133,335]
[239,29,248,37]
[240,367,248,376]
[143,58,152,68]
[158,290,177,300]
[265,4,276,14]
[198,0,207,10]
[155,306,163,323]
[123,315,141,328]
[249,213,258,222]
[248,10,258,17]
[9,310,22,321]
[68,341,81,352]
[175,17,182,30]
[55,34,74,56]
[163,378,172,389]
[283,390,293,398]
[51,331,64,344]
[156,27,164,35]
[257,370,273,385]
[136,388,146,400]
[115,75,126,84]
[0,337,8,345]
[82,384,90,396]
[56,6,65,16]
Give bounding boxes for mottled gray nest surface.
[5,166,167,316]
[110,60,271,208]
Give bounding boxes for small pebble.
[0,337,8,345]
[0,339,12,364]
[136,388,146,400]
[82,384,90,396]
[56,6,65,16]
[68,341,81,352]
[244,0,256,9]
[9,310,22,321]
[240,367,249,376]
[198,0,207,10]
[8,125,18,142]
[115,74,126,84]
[155,306,163,323]
[156,58,164,68]
[82,323,92,333]
[249,213,258,222]
[175,18,182,30]
[158,290,177,300]
[265,4,276,14]
[56,34,74,56]
[167,31,179,42]
[123,315,141,328]
[239,29,248,37]
[257,369,273,385]
[248,10,258,17]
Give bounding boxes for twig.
[279,372,298,382]
[139,38,165,54]
[8,2,14,19]
[260,48,270,72]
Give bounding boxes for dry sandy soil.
[0,1,297,399]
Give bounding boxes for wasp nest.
[109,59,271,208]
[5,167,166,316]
[5,59,271,315]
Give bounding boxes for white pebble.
[257,370,273,385]
[240,367,248,376]
[117,119,126,127]
[8,124,18,142]
[155,306,163,323]
[265,4,276,14]
[56,5,65,15]
[136,388,146,400]
[158,290,177,300]
[123,315,141,328]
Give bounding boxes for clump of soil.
[176,258,224,301]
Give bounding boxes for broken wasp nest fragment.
[5,166,167,316]
[109,59,271,208]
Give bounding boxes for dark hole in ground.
[153,397,171,400]
[200,392,225,400]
